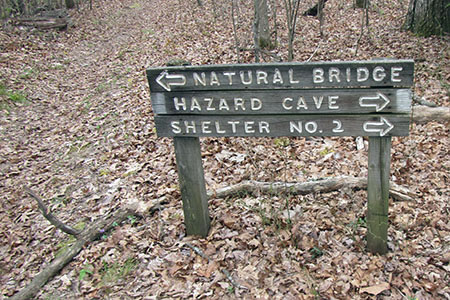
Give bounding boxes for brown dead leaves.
[0,0,449,298]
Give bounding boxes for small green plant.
[319,147,333,156]
[142,28,154,35]
[274,137,290,148]
[127,215,137,225]
[79,264,94,280]
[19,68,34,79]
[309,246,323,259]
[100,258,137,285]
[0,83,29,112]
[227,285,234,293]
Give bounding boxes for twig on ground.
[23,186,81,236]
[12,195,167,300]
[208,176,415,202]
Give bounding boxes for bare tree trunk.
[65,0,75,9]
[283,0,300,61]
[253,0,261,62]
[231,0,241,63]
[404,0,450,36]
[271,0,278,47]
[254,0,271,49]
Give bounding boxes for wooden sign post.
[147,60,414,254]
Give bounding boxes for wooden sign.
[147,60,413,138]
[147,60,414,91]
[146,59,414,254]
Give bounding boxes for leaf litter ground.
[0,0,448,299]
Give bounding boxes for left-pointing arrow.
[363,117,394,136]
[156,70,186,91]
[359,92,390,112]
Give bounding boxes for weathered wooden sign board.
[146,60,414,254]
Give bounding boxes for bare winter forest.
[0,0,449,298]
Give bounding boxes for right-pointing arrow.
[359,92,390,112]
[363,117,394,136]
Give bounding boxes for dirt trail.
[1,0,449,298]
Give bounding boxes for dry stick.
[11,207,135,300]
[207,176,415,202]
[411,105,450,123]
[184,243,248,290]
[23,186,81,236]
[306,40,322,62]
[13,193,167,300]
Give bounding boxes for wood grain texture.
[151,89,411,115]
[155,114,410,137]
[173,137,210,237]
[367,136,392,254]
[147,60,414,92]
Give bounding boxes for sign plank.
[154,114,410,137]
[152,88,411,115]
[147,60,414,92]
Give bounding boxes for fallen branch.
[208,176,415,202]
[12,195,167,300]
[24,186,81,236]
[412,105,450,123]
[13,17,68,30]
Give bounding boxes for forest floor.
[0,0,449,299]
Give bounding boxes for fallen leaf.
[360,282,390,295]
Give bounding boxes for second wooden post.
[367,136,391,254]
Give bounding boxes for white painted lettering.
[329,67,341,83]
[290,121,302,133]
[313,68,325,83]
[171,121,181,134]
[190,97,202,111]
[210,71,220,86]
[357,67,369,82]
[215,121,226,134]
[289,68,300,84]
[296,97,308,110]
[305,121,318,133]
[373,66,386,82]
[234,98,246,111]
[201,121,212,133]
[256,70,268,84]
[273,68,284,84]
[328,95,339,109]
[223,71,236,85]
[259,121,270,133]
[346,67,351,82]
[184,121,196,134]
[391,67,402,82]
[244,121,255,133]
[313,96,324,109]
[219,98,230,111]
[282,97,293,110]
[205,98,215,111]
[251,98,262,110]
[332,120,344,133]
[193,72,206,86]
[228,121,239,133]
[240,71,252,85]
[173,97,186,111]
